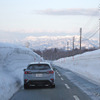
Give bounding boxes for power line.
[83,24,98,38]
[82,7,99,38]
[83,10,99,30]
[82,28,99,41]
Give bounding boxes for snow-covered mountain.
[22,36,98,50]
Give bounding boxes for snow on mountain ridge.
[23,36,98,50]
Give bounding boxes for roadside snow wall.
[0,43,42,100]
[54,49,100,85]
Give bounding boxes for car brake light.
[48,71,54,74]
[24,79,27,82]
[24,79,28,83]
[24,71,31,74]
[50,78,54,82]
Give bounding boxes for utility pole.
[98,4,100,49]
[80,28,82,50]
[72,37,75,60]
[73,37,75,50]
[67,41,69,51]
[99,19,100,49]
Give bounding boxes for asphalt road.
[11,66,92,100]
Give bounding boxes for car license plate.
[36,74,43,77]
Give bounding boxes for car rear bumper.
[30,80,51,85]
[24,79,55,86]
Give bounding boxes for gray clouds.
[35,8,99,16]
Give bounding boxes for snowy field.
[54,49,100,86]
[0,43,41,100]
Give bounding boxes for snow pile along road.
[0,43,42,100]
[54,49,100,85]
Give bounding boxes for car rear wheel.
[50,84,55,88]
[24,84,29,89]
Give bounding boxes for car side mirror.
[23,69,26,71]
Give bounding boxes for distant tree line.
[33,47,97,60]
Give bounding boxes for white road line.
[56,71,61,76]
[61,77,64,80]
[58,73,61,76]
[56,70,58,73]
[73,95,80,100]
[65,84,70,89]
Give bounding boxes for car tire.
[24,84,29,89]
[50,84,55,88]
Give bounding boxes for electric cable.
[82,28,99,41]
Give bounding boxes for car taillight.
[24,71,31,74]
[48,71,54,74]
[50,78,54,82]
[24,79,27,82]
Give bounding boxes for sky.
[0,0,100,42]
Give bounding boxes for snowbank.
[54,49,100,85]
[0,43,42,100]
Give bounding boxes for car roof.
[29,62,51,65]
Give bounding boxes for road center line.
[65,84,70,89]
[58,73,61,76]
[56,71,58,73]
[73,95,80,100]
[61,77,64,80]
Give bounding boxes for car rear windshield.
[27,64,50,70]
